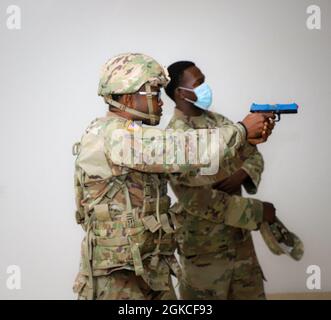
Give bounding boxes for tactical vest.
[72,118,179,299]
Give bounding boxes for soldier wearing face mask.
[165,61,277,300]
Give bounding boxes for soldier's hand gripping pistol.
[250,103,299,122]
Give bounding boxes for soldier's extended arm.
[170,181,263,231]
[104,120,247,174]
[239,143,264,194]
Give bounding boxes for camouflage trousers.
[178,234,266,300]
[73,270,177,300]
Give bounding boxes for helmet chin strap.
[104,83,160,124]
[145,83,156,125]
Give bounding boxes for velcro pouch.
[141,215,161,233]
[94,204,110,221]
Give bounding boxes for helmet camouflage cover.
[98,53,169,125]
[98,53,170,96]
[260,217,304,261]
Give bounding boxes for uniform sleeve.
[211,112,264,193]
[103,120,247,174]
[170,181,264,231]
[240,143,264,194]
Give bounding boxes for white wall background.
[0,0,330,299]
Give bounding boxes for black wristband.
[237,121,248,140]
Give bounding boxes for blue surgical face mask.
[179,82,213,110]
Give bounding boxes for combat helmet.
[98,53,170,125]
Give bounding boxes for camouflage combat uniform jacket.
[72,111,247,299]
[168,108,265,254]
[167,108,266,299]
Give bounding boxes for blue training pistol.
[250,103,299,122]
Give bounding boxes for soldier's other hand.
[242,113,275,145]
[212,169,248,194]
[262,202,276,224]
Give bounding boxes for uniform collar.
[106,110,123,118]
[105,110,134,123]
[174,107,208,124]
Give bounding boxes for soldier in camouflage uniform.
[72,53,273,300]
[165,61,277,300]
